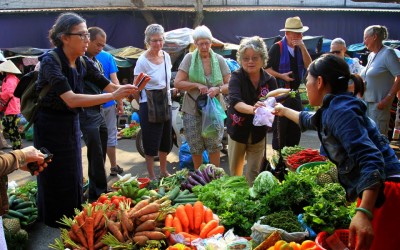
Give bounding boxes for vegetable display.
[5,181,38,227]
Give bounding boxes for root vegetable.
[199,219,218,238]
[135,220,156,232]
[107,220,124,242]
[184,204,194,231]
[175,205,189,229]
[193,201,204,230]
[135,231,166,240]
[132,203,160,218]
[132,235,149,246]
[206,225,225,238]
[137,212,160,223]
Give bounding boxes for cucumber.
[8,194,17,206]
[12,198,26,206]
[158,186,166,196]
[27,214,38,223]
[173,197,198,204]
[13,201,34,210]
[7,209,29,220]
[168,186,181,201]
[175,189,190,199]
[16,207,37,215]
[174,201,196,206]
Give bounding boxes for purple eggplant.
[187,176,201,186]
[201,168,211,183]
[184,182,194,192]
[206,165,214,179]
[191,171,207,186]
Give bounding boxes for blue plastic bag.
[179,141,209,171]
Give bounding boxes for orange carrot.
[135,231,166,240]
[85,216,94,250]
[200,222,206,232]
[199,219,218,238]
[75,214,85,228]
[120,210,134,232]
[178,232,200,239]
[193,201,204,230]
[93,208,104,230]
[175,205,189,229]
[107,220,124,242]
[132,203,160,218]
[164,214,173,238]
[206,225,225,238]
[204,208,214,223]
[135,220,156,232]
[132,235,149,246]
[137,212,160,223]
[68,229,80,243]
[172,216,183,234]
[134,72,145,85]
[129,199,149,218]
[71,222,88,248]
[184,203,194,231]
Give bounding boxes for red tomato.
[91,201,99,207]
[112,198,120,207]
[98,195,108,203]
[111,195,120,201]
[103,199,112,205]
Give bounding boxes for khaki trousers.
[228,135,265,185]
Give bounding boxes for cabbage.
[249,171,278,198]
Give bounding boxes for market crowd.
[1,12,400,250]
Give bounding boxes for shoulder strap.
[277,41,283,55]
[38,50,63,98]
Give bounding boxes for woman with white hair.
[361,25,400,136]
[133,24,172,180]
[174,25,231,169]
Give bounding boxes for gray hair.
[364,25,389,41]
[331,38,346,47]
[144,24,165,45]
[237,36,268,67]
[192,25,213,42]
[48,12,86,48]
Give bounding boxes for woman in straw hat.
[0,60,22,150]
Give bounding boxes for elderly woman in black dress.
[35,12,136,227]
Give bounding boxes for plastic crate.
[315,229,356,250]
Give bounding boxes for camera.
[27,147,53,175]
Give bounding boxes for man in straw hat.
[0,60,22,150]
[265,16,312,151]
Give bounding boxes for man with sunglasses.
[330,38,364,75]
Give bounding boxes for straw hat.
[0,60,22,74]
[280,16,309,33]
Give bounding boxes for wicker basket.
[315,229,356,250]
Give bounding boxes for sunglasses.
[330,50,341,55]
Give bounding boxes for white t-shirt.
[134,51,172,104]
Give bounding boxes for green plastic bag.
[24,124,34,141]
[201,96,226,139]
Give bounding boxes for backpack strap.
[37,50,62,99]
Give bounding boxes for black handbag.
[259,133,272,173]
[145,52,170,123]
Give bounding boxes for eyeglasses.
[150,39,164,43]
[242,56,261,62]
[66,32,90,40]
[197,42,211,47]
[330,50,341,55]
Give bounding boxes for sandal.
[110,165,123,176]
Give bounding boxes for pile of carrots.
[59,203,109,249]
[166,201,225,245]
[58,196,176,249]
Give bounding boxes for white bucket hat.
[0,60,22,74]
[280,16,309,33]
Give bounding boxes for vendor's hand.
[349,212,374,250]
[197,84,208,95]
[207,87,219,98]
[253,101,266,114]
[281,72,294,82]
[272,103,286,116]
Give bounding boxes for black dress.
[34,48,109,227]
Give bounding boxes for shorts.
[183,113,222,155]
[103,105,118,147]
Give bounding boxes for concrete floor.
[5,130,320,249]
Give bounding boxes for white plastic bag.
[250,217,309,245]
[253,97,276,127]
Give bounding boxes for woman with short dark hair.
[35,12,136,227]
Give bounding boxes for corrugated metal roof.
[1,5,399,14]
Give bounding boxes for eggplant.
[187,176,201,186]
[206,165,214,179]
[201,168,211,183]
[183,182,194,192]
[190,171,207,186]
